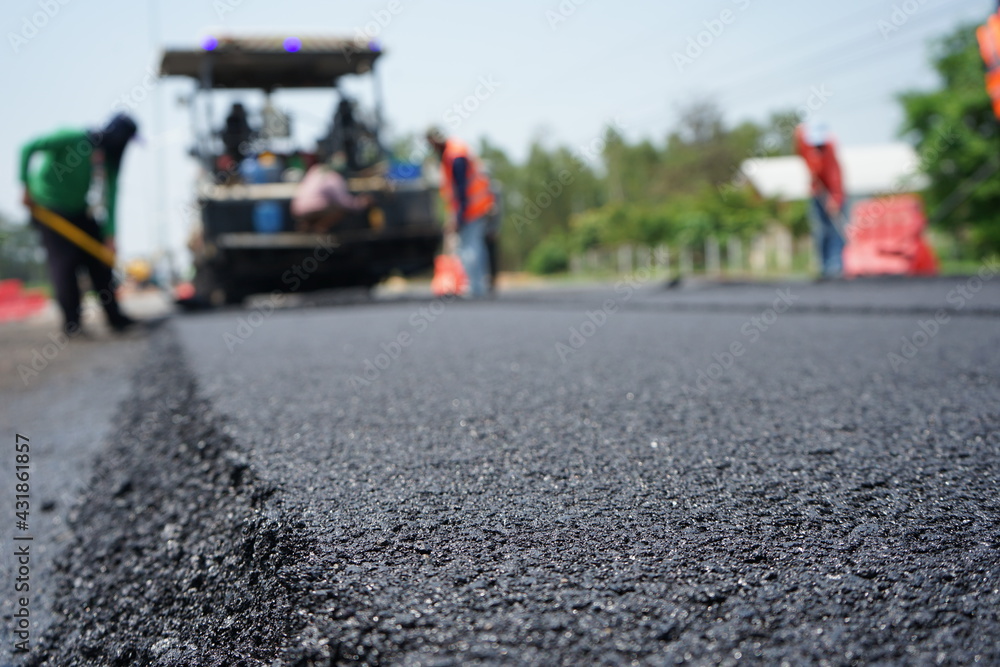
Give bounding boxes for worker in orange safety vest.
[977,6,1000,120]
[427,127,496,297]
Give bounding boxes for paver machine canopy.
[160,35,441,305]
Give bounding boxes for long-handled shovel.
[30,205,116,268]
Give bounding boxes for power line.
[549,0,991,150]
[621,0,986,132]
[714,30,943,111]
[732,4,909,66]
[708,0,984,101]
[619,38,934,138]
[679,0,984,90]
[704,7,987,121]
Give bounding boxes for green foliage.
[526,234,570,275]
[570,203,672,250]
[899,23,1000,256]
[780,199,811,238]
[759,110,802,156]
[657,102,762,199]
[0,216,47,283]
[420,22,997,273]
[482,136,604,271]
[480,102,791,271]
[568,185,776,254]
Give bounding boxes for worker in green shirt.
[20,113,138,335]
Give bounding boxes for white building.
[738,143,928,202]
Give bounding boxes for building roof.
[739,143,928,201]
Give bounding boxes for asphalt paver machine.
[160,35,441,305]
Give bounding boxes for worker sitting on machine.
[221,102,255,161]
[291,149,373,233]
[318,94,382,175]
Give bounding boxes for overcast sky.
[2,0,993,264]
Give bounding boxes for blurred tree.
[602,127,659,204]
[387,133,422,163]
[658,101,761,195]
[481,138,603,271]
[0,216,47,283]
[899,23,1000,256]
[525,234,570,275]
[759,110,802,156]
[472,100,814,274]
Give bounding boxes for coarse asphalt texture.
[0,300,162,658]
[16,276,1000,665]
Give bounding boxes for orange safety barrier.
[843,194,938,278]
[0,279,49,323]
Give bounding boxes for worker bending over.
[20,113,139,335]
[426,127,495,298]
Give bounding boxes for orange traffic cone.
[431,234,467,296]
[431,254,468,297]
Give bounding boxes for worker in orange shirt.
[426,127,495,298]
[977,4,1000,120]
[795,121,846,279]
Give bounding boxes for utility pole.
[149,0,174,284]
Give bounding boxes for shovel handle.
[31,205,116,267]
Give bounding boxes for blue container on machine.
[253,201,284,233]
[388,161,422,181]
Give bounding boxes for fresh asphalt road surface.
[16,277,1000,665]
[0,295,166,662]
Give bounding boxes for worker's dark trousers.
[33,210,125,332]
[485,232,499,292]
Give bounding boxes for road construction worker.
[222,102,254,162]
[426,127,495,297]
[291,150,373,233]
[484,175,503,294]
[795,121,847,279]
[977,7,1000,120]
[19,113,139,335]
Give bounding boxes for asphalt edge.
[21,325,330,666]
